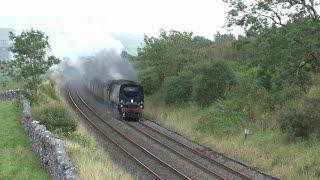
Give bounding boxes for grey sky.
[1,0,239,59]
[1,0,235,37]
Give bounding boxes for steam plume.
[49,28,137,86]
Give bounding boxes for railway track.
[125,120,252,180]
[71,86,255,180]
[137,119,252,180]
[67,86,190,180]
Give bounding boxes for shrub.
[277,86,320,138]
[32,102,76,134]
[229,68,272,121]
[276,85,303,105]
[39,80,58,100]
[197,100,247,136]
[191,61,236,106]
[140,69,162,95]
[163,73,192,104]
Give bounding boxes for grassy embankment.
[32,81,134,180]
[0,81,22,92]
[0,101,50,179]
[144,96,320,180]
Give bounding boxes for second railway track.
[68,86,190,180]
[68,85,255,180]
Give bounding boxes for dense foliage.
[32,82,77,135]
[136,30,236,106]
[33,103,76,134]
[277,86,320,138]
[135,1,320,139]
[163,74,192,104]
[191,61,236,106]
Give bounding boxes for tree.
[223,0,320,33]
[136,30,215,94]
[224,0,319,92]
[191,61,236,106]
[223,0,320,66]
[0,29,60,101]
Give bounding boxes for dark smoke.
[53,49,137,86]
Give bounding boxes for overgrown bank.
[31,80,134,180]
[144,96,320,179]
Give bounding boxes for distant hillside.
[111,34,144,56]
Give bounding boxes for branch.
[255,11,283,26]
[293,38,320,64]
[269,6,284,26]
[300,0,320,22]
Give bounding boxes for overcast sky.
[0,0,236,37]
[1,0,241,58]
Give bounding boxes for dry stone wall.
[0,89,20,101]
[0,90,80,180]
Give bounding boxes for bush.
[140,69,162,95]
[230,68,272,121]
[277,86,320,138]
[32,102,76,134]
[39,80,58,100]
[163,73,192,104]
[191,61,236,106]
[197,100,247,136]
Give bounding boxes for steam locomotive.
[85,78,144,120]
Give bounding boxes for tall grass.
[65,122,134,180]
[144,97,320,179]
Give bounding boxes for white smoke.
[50,27,124,63]
[48,27,137,85]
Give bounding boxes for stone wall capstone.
[0,90,80,180]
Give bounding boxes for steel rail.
[79,90,224,179]
[75,90,191,180]
[67,88,163,180]
[123,120,226,179]
[140,118,252,180]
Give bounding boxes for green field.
[0,101,50,179]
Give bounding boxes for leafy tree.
[224,0,320,33]
[163,72,193,104]
[191,61,236,106]
[0,29,60,101]
[224,0,320,68]
[224,0,319,93]
[137,30,215,93]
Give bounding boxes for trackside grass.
[64,122,134,180]
[0,101,50,179]
[144,98,320,180]
[32,80,134,180]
